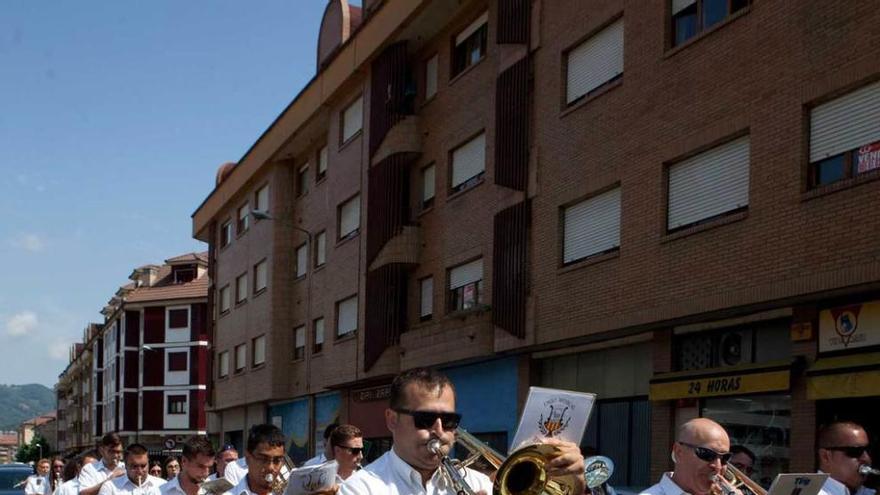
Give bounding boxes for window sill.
[449,55,486,87]
[446,304,490,320]
[219,310,231,319]
[420,93,438,109]
[802,169,880,202]
[558,249,620,274]
[314,263,326,272]
[294,274,307,283]
[664,7,751,59]
[662,209,748,243]
[335,332,357,344]
[296,191,309,200]
[336,231,360,247]
[290,357,305,364]
[252,363,266,370]
[560,78,622,118]
[315,175,327,186]
[235,229,249,239]
[253,288,267,298]
[217,375,229,381]
[447,177,485,203]
[233,369,245,376]
[234,300,247,308]
[339,131,363,151]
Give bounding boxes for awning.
[806,352,880,400]
[649,360,791,401]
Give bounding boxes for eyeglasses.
[252,454,286,466]
[334,445,364,456]
[821,446,870,458]
[678,442,732,464]
[393,408,462,430]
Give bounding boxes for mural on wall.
[268,398,310,464]
[313,392,341,457]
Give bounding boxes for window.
[451,133,486,193]
[425,54,439,99]
[168,308,189,329]
[167,395,187,415]
[452,12,488,78]
[566,19,624,105]
[421,164,436,209]
[255,184,269,213]
[218,351,229,378]
[420,277,434,321]
[235,273,248,303]
[672,0,749,47]
[809,80,880,187]
[219,285,231,314]
[293,326,305,360]
[317,146,328,181]
[237,203,249,235]
[220,220,233,248]
[563,187,621,264]
[253,335,266,366]
[667,135,750,231]
[168,351,188,372]
[297,164,309,197]
[295,243,308,278]
[254,259,268,293]
[342,96,364,144]
[336,295,358,337]
[315,231,327,267]
[448,259,483,312]
[338,195,361,241]
[313,318,325,354]
[173,268,195,284]
[234,344,247,372]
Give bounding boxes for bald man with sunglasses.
[817,422,875,495]
[340,367,586,495]
[641,418,742,495]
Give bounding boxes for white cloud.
[10,233,46,252]
[6,311,38,336]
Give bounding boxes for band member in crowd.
[223,424,287,495]
[640,418,735,495]
[24,458,51,495]
[165,458,181,481]
[160,437,216,495]
[304,423,340,467]
[729,446,756,479]
[79,433,126,495]
[818,421,874,495]
[98,444,165,495]
[149,463,164,480]
[55,452,99,495]
[340,367,586,495]
[330,425,364,482]
[208,445,239,482]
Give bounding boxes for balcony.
[368,225,421,270]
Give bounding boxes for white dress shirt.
[79,460,126,492]
[818,473,875,495]
[98,475,164,495]
[54,479,79,495]
[24,475,48,495]
[302,454,327,467]
[224,459,248,486]
[639,472,689,495]
[339,448,493,495]
[159,476,188,495]
[222,476,262,495]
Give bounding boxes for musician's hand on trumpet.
[540,438,586,495]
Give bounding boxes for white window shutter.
[235,345,246,369]
[452,133,486,188]
[295,327,305,348]
[255,260,268,290]
[426,55,438,99]
[337,296,358,335]
[810,81,880,163]
[340,195,361,237]
[256,185,269,212]
[420,277,434,317]
[219,352,229,376]
[449,259,483,289]
[296,244,308,276]
[316,232,327,265]
[668,136,750,230]
[342,96,363,143]
[564,187,621,263]
[672,0,696,15]
[423,165,436,201]
[315,319,325,345]
[318,146,328,174]
[567,19,624,104]
[254,336,266,364]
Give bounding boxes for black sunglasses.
[334,445,364,455]
[679,442,732,464]
[393,408,462,430]
[822,445,870,458]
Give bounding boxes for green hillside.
[0,384,55,430]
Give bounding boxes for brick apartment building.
[192,0,880,489]
[56,253,209,455]
[56,324,99,457]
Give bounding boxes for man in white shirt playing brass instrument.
[98,444,164,495]
[161,437,216,495]
[340,367,586,495]
[222,425,287,495]
[817,422,875,495]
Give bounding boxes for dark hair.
[165,456,179,468]
[389,367,455,410]
[149,461,163,473]
[100,433,123,447]
[80,450,99,462]
[246,424,286,453]
[183,436,216,460]
[330,425,362,448]
[62,459,83,482]
[125,443,148,459]
[730,445,756,463]
[323,423,340,440]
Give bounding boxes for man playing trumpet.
[222,424,287,495]
[98,444,165,495]
[817,421,875,495]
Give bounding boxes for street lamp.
[35,443,42,460]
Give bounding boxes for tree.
[15,433,50,464]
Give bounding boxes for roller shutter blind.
[337,296,358,336]
[452,133,486,188]
[563,187,621,264]
[316,232,327,266]
[810,80,880,163]
[318,146,328,175]
[423,165,436,202]
[420,277,434,317]
[294,327,305,348]
[253,336,266,365]
[314,319,325,345]
[339,195,360,238]
[667,136,750,230]
[567,19,624,104]
[255,260,268,290]
[425,55,438,99]
[296,245,308,277]
[672,0,696,15]
[342,96,363,143]
[449,259,483,289]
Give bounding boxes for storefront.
[268,397,310,464]
[347,384,392,463]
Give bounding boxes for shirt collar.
[165,477,183,493]
[388,447,448,490]
[820,473,852,495]
[660,472,690,495]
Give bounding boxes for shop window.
[363,437,392,464]
[809,80,880,188]
[671,0,749,47]
[582,398,652,489]
[452,12,488,78]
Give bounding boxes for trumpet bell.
[493,444,578,495]
[584,456,614,489]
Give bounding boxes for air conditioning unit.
[716,329,753,367]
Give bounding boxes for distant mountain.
[0,384,55,430]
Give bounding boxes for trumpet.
[860,465,880,476]
[712,464,765,495]
[265,455,296,495]
[429,439,476,495]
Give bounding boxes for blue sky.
[0,2,330,387]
